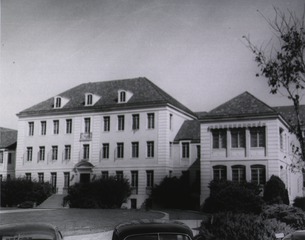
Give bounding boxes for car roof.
[290,230,305,240]
[113,219,193,240]
[0,223,59,236]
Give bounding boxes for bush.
[0,178,52,207]
[262,204,305,230]
[65,176,131,208]
[197,212,294,240]
[293,197,305,211]
[151,175,198,210]
[202,180,264,214]
[263,175,289,205]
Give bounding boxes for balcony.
[80,132,92,141]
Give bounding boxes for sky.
[1,0,305,130]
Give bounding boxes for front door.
[80,173,90,183]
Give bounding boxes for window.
[250,127,265,147]
[213,165,227,180]
[280,128,284,150]
[146,170,154,188]
[8,153,12,164]
[84,118,91,133]
[119,91,126,103]
[38,173,44,183]
[55,97,61,108]
[251,165,266,185]
[0,151,3,163]
[147,141,154,158]
[104,116,110,131]
[101,171,109,180]
[66,119,72,134]
[29,122,34,136]
[53,120,59,134]
[197,145,201,159]
[132,114,140,130]
[116,171,123,180]
[83,144,90,160]
[232,165,246,182]
[27,147,33,161]
[118,115,125,131]
[52,146,58,160]
[87,94,93,105]
[182,142,190,158]
[117,143,124,158]
[132,142,139,158]
[39,146,45,161]
[25,173,31,181]
[169,114,173,130]
[41,121,46,135]
[51,172,57,190]
[64,172,70,189]
[212,129,226,149]
[64,145,71,160]
[147,113,155,129]
[102,143,109,159]
[131,171,138,194]
[231,128,245,148]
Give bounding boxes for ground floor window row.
[213,164,266,185]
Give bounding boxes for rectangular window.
[231,128,245,148]
[27,147,33,161]
[87,94,93,105]
[101,171,109,180]
[38,173,44,183]
[132,114,140,130]
[25,173,31,181]
[146,170,154,188]
[104,116,110,132]
[52,146,58,160]
[280,128,284,150]
[117,143,124,158]
[232,165,246,182]
[64,145,71,160]
[182,142,190,158]
[84,118,91,133]
[169,114,173,130]
[147,141,154,158]
[53,120,59,134]
[66,119,72,134]
[132,142,139,158]
[39,146,45,161]
[131,171,138,194]
[51,172,57,190]
[41,121,46,135]
[29,122,34,136]
[212,129,227,149]
[55,97,61,108]
[64,172,70,189]
[251,165,266,185]
[116,171,123,180]
[83,144,90,160]
[118,115,125,131]
[197,145,201,159]
[8,153,12,164]
[0,151,3,163]
[147,113,155,129]
[102,143,109,159]
[250,127,265,147]
[213,166,227,180]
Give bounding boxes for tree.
[243,7,305,168]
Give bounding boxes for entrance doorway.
[131,199,137,209]
[80,173,90,183]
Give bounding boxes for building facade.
[199,92,304,203]
[15,78,198,208]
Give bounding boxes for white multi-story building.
[15,77,198,208]
[199,92,304,203]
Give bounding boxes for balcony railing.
[80,132,92,141]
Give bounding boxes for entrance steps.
[37,194,67,209]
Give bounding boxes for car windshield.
[125,234,191,240]
[0,233,55,240]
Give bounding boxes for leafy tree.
[244,7,305,168]
[263,175,289,205]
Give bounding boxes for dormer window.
[87,94,93,105]
[118,90,133,103]
[120,91,126,103]
[85,93,100,106]
[55,97,61,108]
[54,96,69,109]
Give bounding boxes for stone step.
[37,194,67,209]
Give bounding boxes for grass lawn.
[0,208,205,236]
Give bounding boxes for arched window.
[251,164,266,185]
[213,165,227,180]
[232,165,246,182]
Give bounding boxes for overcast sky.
[1,0,304,129]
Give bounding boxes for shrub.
[263,175,289,205]
[0,178,52,207]
[262,204,305,230]
[65,176,131,208]
[202,180,264,214]
[293,197,305,211]
[197,212,294,240]
[151,175,198,210]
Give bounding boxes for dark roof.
[199,91,278,121]
[0,127,17,149]
[174,120,200,143]
[17,77,195,118]
[112,220,193,240]
[273,105,305,126]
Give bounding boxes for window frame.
[102,143,110,159]
[103,116,110,132]
[117,142,124,159]
[181,142,190,158]
[27,147,33,161]
[232,165,246,182]
[64,145,71,160]
[250,127,266,148]
[251,164,266,185]
[29,122,34,136]
[147,141,154,158]
[66,119,72,134]
[212,129,227,149]
[41,121,47,135]
[147,113,155,129]
[39,146,45,161]
[132,114,140,130]
[231,128,245,148]
[213,165,227,180]
[146,170,154,188]
[53,120,59,135]
[51,146,58,160]
[131,142,139,158]
[118,115,125,131]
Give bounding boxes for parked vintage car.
[0,223,63,240]
[112,219,194,240]
[283,230,305,240]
